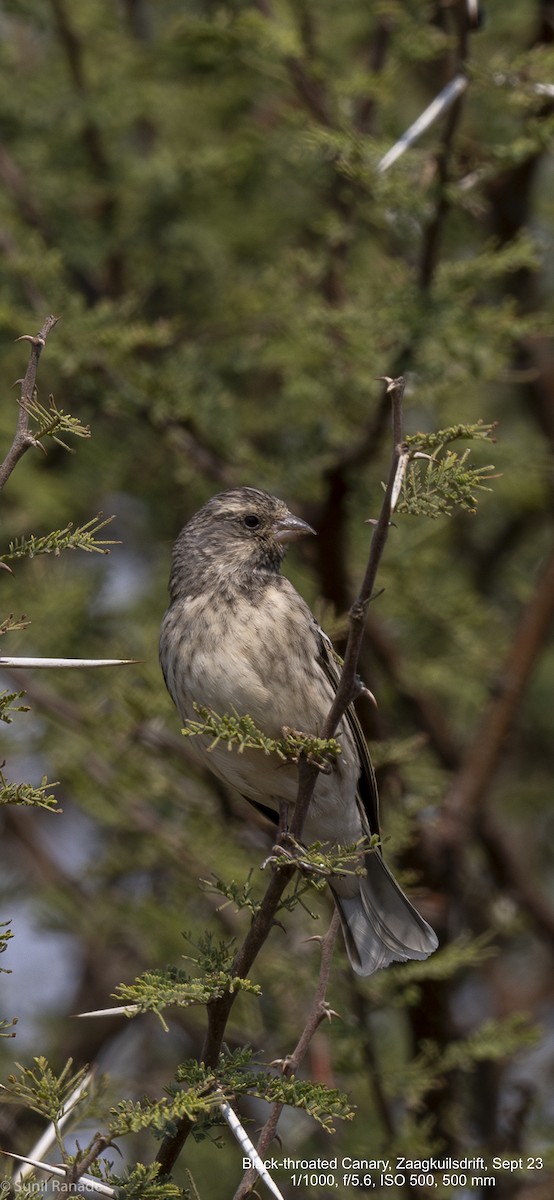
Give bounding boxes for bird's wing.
[315,625,381,842]
[315,626,439,974]
[237,616,381,841]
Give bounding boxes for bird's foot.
[264,834,334,878]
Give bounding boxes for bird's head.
[169,487,315,598]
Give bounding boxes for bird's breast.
[160,582,364,837]
[161,583,330,735]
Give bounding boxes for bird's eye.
[243,513,261,529]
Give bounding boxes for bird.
[159,486,438,975]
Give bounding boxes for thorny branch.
[156,377,407,1177]
[0,314,59,491]
[291,378,406,843]
[233,911,341,1200]
[323,378,405,739]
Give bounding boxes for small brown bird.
[160,487,438,975]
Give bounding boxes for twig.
[355,16,392,134]
[289,378,406,844]
[321,377,405,741]
[233,912,341,1200]
[418,7,471,291]
[0,314,59,490]
[67,1134,111,1190]
[156,866,297,1174]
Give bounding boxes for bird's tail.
[331,853,438,976]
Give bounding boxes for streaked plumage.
[160,487,438,975]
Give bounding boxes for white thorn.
[378,74,468,173]
[219,1097,286,1200]
[391,449,410,512]
[74,1005,140,1019]
[0,657,137,669]
[2,1152,115,1196]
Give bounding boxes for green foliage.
[0,924,16,1039]
[397,423,497,518]
[108,1163,188,1199]
[0,619,30,638]
[0,689,29,723]
[0,920,13,965]
[242,1074,354,1133]
[109,1088,223,1139]
[395,1016,539,1111]
[112,961,261,1032]
[398,449,496,518]
[183,704,342,769]
[267,833,378,881]
[0,768,59,811]
[0,615,31,636]
[201,845,372,923]
[0,2,553,1196]
[433,1013,539,1071]
[404,422,498,452]
[22,393,91,451]
[1,513,117,561]
[372,934,500,1007]
[1,1056,90,1124]
[109,1042,353,1140]
[200,870,263,918]
[0,920,15,1041]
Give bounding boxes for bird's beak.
[274,512,316,543]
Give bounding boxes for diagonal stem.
[0,314,59,490]
[233,911,341,1200]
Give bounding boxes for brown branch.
[48,0,123,296]
[68,1134,111,1188]
[365,610,462,770]
[0,143,98,302]
[354,17,392,134]
[233,911,341,1200]
[351,988,396,1138]
[48,0,108,175]
[439,536,554,847]
[0,314,59,491]
[321,377,405,741]
[164,420,235,487]
[418,3,470,292]
[0,228,47,311]
[357,558,554,946]
[281,378,406,852]
[284,54,332,127]
[156,866,296,1173]
[479,812,554,943]
[121,0,152,41]
[0,144,53,244]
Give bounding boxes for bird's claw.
[269,1055,296,1074]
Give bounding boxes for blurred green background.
[0,1,553,1197]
